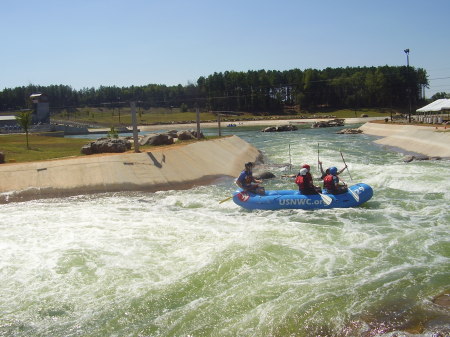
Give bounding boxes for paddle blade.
[219,196,233,204]
[319,193,333,206]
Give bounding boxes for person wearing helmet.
[236,162,264,194]
[322,164,348,194]
[295,163,320,194]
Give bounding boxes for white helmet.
[299,168,308,176]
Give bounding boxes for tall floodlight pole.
[196,105,201,139]
[404,49,412,123]
[130,101,140,153]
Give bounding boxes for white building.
[415,98,450,123]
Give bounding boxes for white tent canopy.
[416,99,450,112]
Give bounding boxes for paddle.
[346,183,359,202]
[339,151,359,201]
[340,151,353,181]
[315,142,332,205]
[219,196,233,204]
[318,193,332,206]
[339,175,359,202]
[288,143,292,172]
[317,143,320,171]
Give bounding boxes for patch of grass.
[51,107,224,126]
[49,107,394,127]
[0,133,223,163]
[0,107,397,164]
[309,108,396,118]
[0,134,90,163]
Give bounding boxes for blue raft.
[232,183,373,210]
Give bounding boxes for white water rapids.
[1,125,449,336]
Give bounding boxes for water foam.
[1,126,449,336]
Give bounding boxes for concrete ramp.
[0,136,262,203]
[359,123,450,157]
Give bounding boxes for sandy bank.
[359,122,450,158]
[0,136,261,203]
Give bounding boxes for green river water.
[1,125,449,336]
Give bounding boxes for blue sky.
[1,0,449,98]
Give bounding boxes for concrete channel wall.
[0,135,262,203]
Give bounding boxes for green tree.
[107,126,119,139]
[180,103,188,112]
[15,110,32,149]
[431,92,449,100]
[0,65,429,113]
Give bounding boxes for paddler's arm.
[337,164,347,175]
[281,174,296,178]
[236,177,245,189]
[318,160,325,176]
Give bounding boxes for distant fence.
[51,119,99,129]
[0,123,53,134]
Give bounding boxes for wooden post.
[196,106,201,139]
[130,101,140,153]
[218,114,222,137]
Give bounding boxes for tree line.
[0,66,429,113]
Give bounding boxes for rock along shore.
[0,135,261,203]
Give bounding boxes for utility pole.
[130,101,140,153]
[404,49,412,123]
[195,105,201,139]
[217,113,222,137]
[117,97,121,124]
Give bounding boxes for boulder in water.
[261,125,298,132]
[312,119,345,128]
[403,155,442,162]
[336,128,363,134]
[81,138,131,155]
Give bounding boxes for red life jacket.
[295,175,305,189]
[323,174,336,191]
[297,173,315,190]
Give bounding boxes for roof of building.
[29,93,47,98]
[416,98,450,112]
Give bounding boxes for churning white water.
[1,125,449,336]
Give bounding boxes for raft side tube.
[232,183,373,210]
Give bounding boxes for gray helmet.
[299,168,308,176]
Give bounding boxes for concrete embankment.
[0,135,261,203]
[359,122,450,158]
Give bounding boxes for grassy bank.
[51,107,220,126]
[0,134,89,163]
[0,107,399,164]
[0,134,220,163]
[49,107,396,127]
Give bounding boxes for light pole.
[117,97,121,124]
[404,49,412,123]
